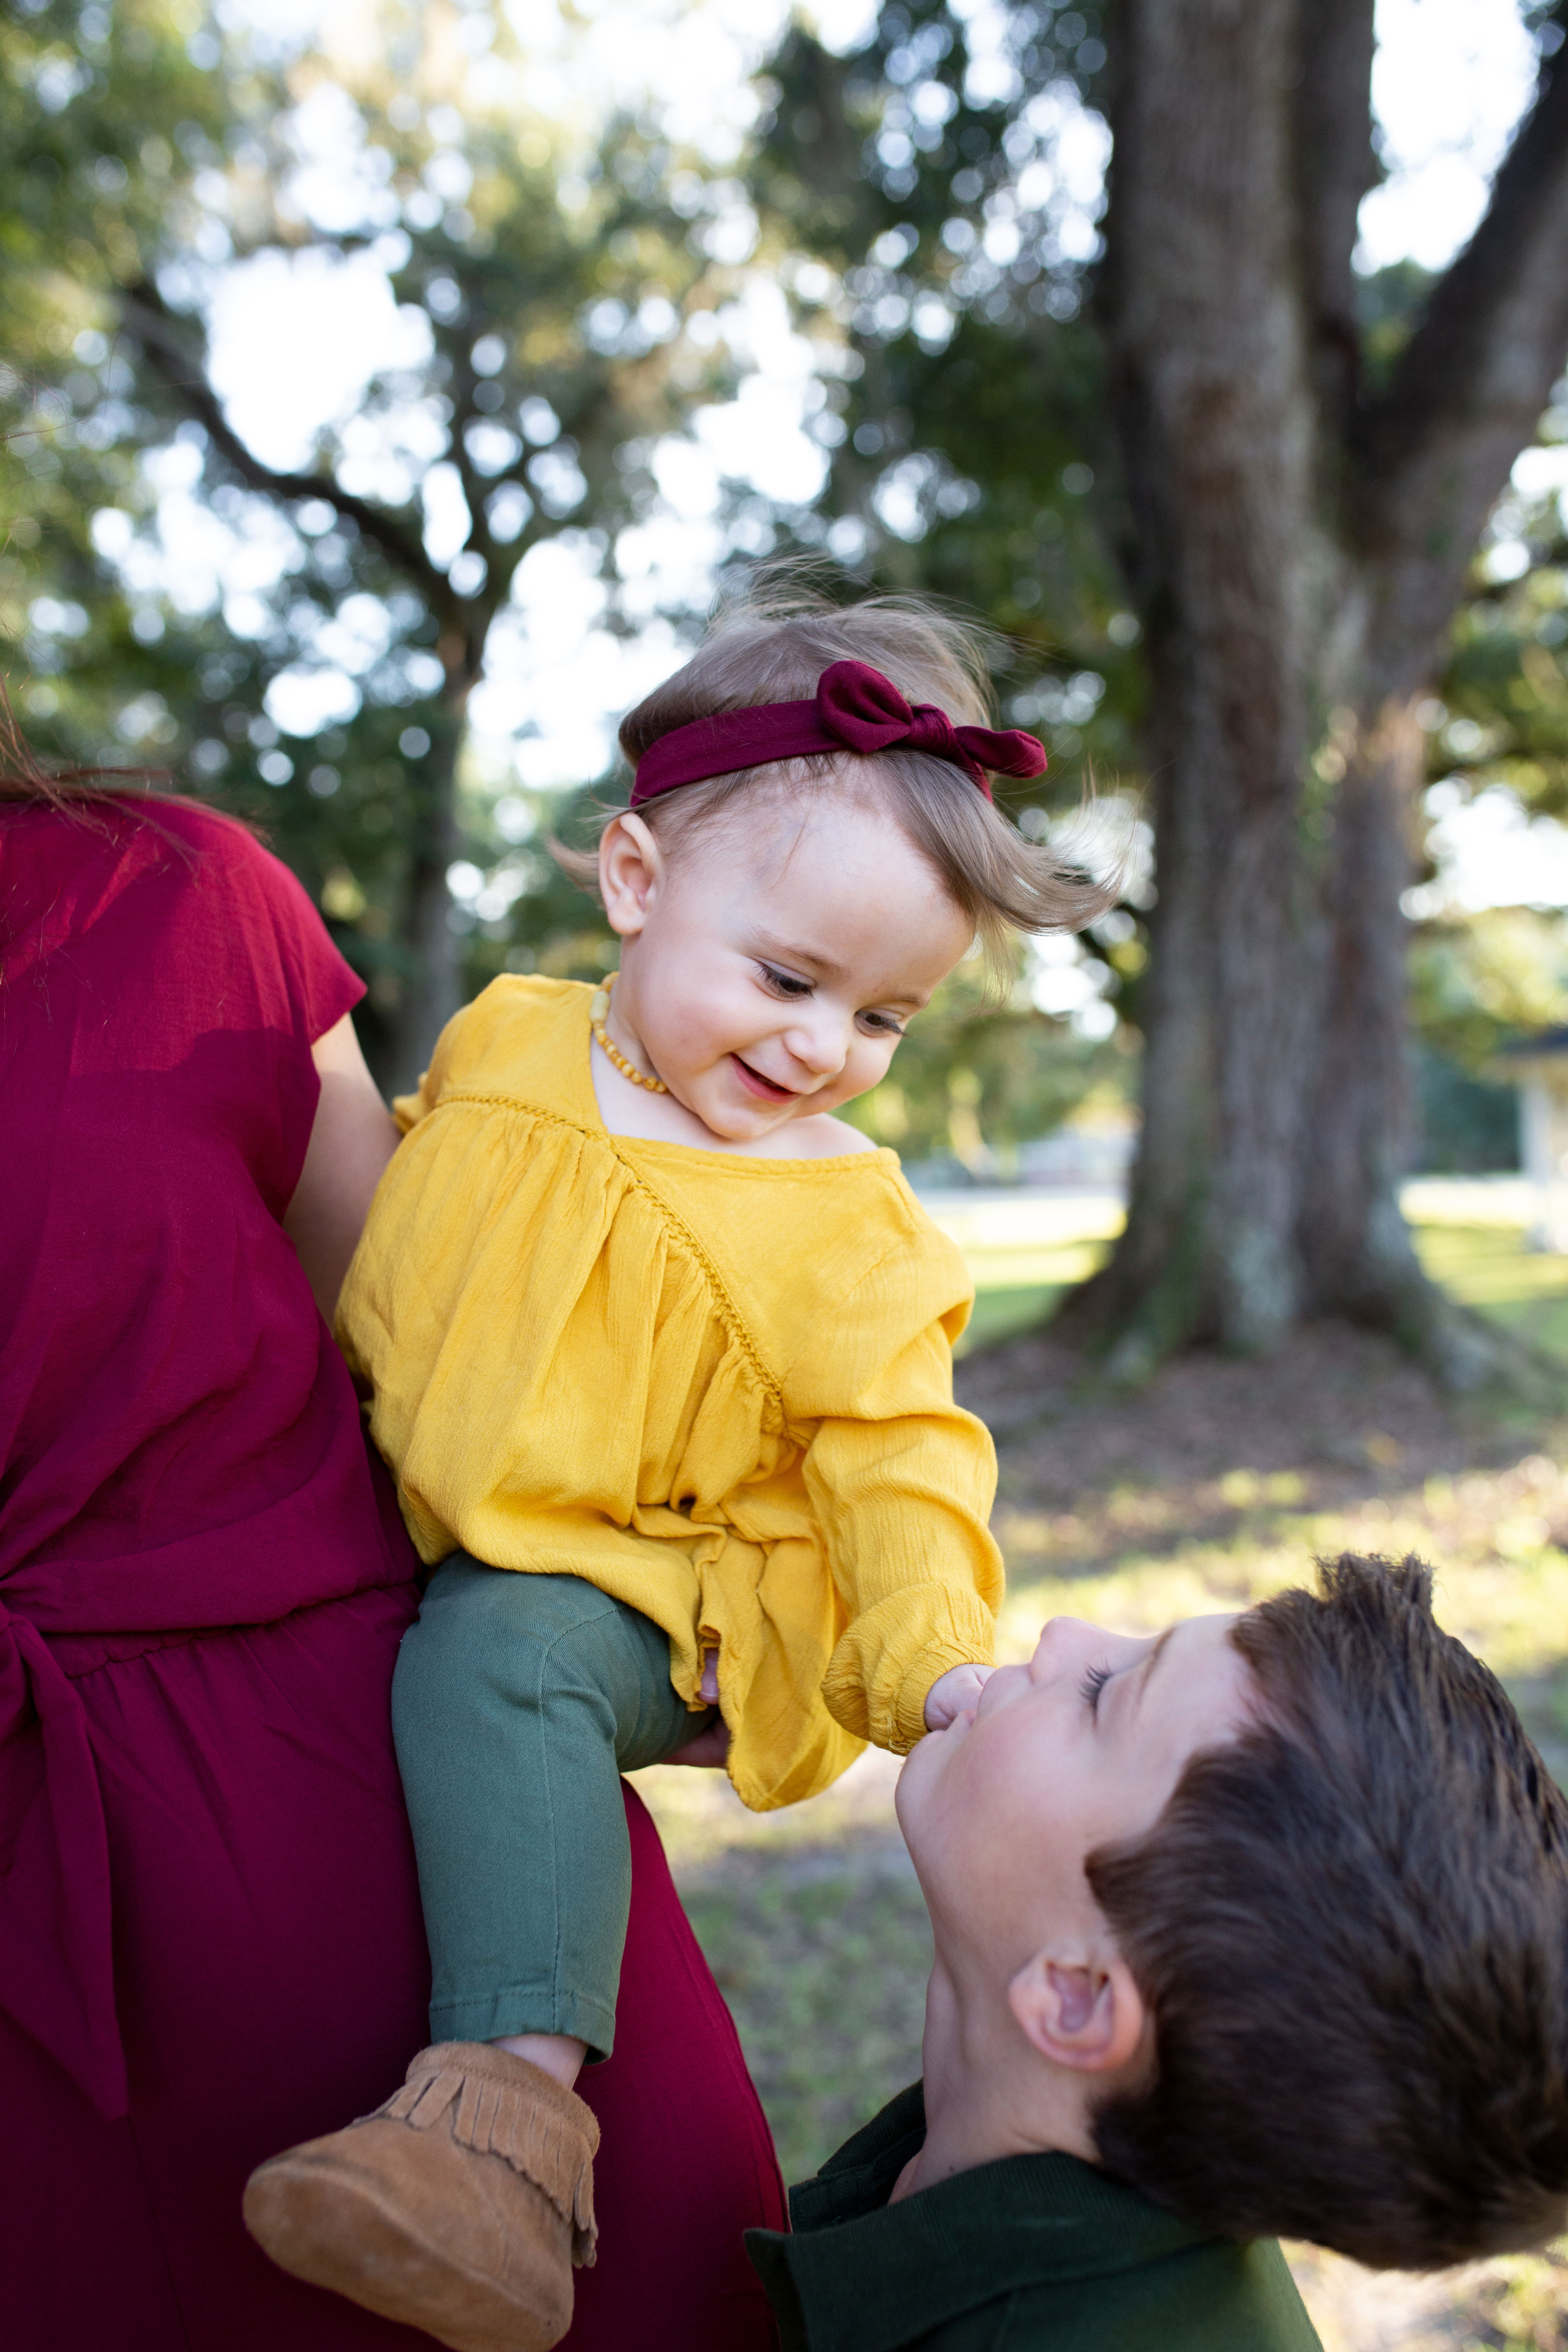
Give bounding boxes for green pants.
[392,1559,712,2061]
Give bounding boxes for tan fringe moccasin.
[243,2041,598,2352]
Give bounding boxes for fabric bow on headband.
[630,658,1048,807]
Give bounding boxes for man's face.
[896,1613,1259,1976]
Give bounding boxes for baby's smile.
[731,1054,799,1102]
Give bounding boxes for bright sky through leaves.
[158,0,1554,898]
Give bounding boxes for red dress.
[0,799,784,2350]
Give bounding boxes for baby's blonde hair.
[555,570,1114,971]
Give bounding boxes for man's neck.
[890,1961,1099,2204]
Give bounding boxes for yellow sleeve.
[790,1242,1003,1756]
[390,1038,450,1135]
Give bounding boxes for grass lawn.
[637,1212,1568,2350]
[960,1212,1568,1362]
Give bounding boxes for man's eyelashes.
[1080,1662,1112,1716]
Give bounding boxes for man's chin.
[893,1723,948,1835]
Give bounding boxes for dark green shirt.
[745,2084,1323,2352]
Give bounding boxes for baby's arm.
[800,1377,1003,1752]
[789,1234,1004,1753]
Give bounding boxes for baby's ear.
[1008,1951,1147,2075]
[598,813,664,935]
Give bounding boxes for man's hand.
[923,1662,994,1732]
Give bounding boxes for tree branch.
[1291,0,1377,443]
[1352,13,1568,669]
[121,280,465,637]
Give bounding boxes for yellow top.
[337,975,1002,1812]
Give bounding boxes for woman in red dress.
[0,771,784,2350]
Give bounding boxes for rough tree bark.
[1089,0,1568,1382]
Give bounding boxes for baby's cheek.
[844,1038,899,1099]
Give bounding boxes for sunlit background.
[11,12,1568,2344]
[50,0,1559,878]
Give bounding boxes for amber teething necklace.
[589,972,668,1093]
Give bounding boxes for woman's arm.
[284,1011,401,1323]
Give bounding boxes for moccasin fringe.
[370,2052,599,2266]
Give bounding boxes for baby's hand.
[923,1662,994,1731]
[668,1718,732,1770]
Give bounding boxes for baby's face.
[897,1612,1258,1974]
[602,782,973,1144]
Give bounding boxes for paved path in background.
[917,1173,1538,1265]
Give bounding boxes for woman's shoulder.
[0,790,254,893]
[1,793,358,1041]
[33,794,337,951]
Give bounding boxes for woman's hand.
[284,1012,401,1323]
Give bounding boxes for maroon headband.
[629,658,1047,808]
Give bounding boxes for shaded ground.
[636,1224,1568,2349]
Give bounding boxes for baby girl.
[245,581,1108,2350]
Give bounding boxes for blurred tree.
[1427,486,1568,823]
[850,956,1127,1170]
[748,0,1568,1381]
[1090,0,1568,1379]
[1405,909,1568,1174]
[1410,909,1568,1073]
[1370,367,1568,1169]
[127,72,737,1083]
[0,0,236,775]
[2,0,741,1084]
[745,1,1148,1168]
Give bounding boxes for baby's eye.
[757,962,813,999]
[859,1010,906,1038]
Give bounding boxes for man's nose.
[1030,1616,1097,1675]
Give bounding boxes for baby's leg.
[243,1564,701,2345]
[390,1558,705,2072]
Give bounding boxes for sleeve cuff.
[822,1589,998,1756]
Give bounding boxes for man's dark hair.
[1087,1553,1568,2269]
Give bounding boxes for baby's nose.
[784,1015,851,1076]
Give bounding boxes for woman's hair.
[1087,1554,1568,2270]
[554,572,1117,970]
[0,678,165,815]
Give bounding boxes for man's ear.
[1007,1950,1147,2076]
[599,814,664,938]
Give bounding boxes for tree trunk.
[1083,0,1568,1380]
[384,691,467,1094]
[1090,0,1321,1375]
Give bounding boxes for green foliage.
[1410,909,1568,1073]
[1436,548,1568,824]
[841,951,1129,1168]
[744,6,1568,1177]
[747,2,1137,801]
[1354,258,1436,391]
[10,0,1563,1163]
[0,0,235,767]
[1412,1046,1519,1175]
[0,0,226,355]
[741,2,1143,1150]
[1,1,737,1071]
